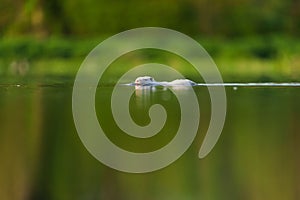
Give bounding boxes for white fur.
[134,76,156,85]
[134,76,195,86]
[168,79,196,86]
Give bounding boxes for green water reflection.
[0,85,299,200]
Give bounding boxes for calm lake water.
[0,82,300,200]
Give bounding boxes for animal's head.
[134,76,155,85]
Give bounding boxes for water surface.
[0,83,300,200]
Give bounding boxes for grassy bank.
[0,36,300,84]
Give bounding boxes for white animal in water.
[134,76,196,86]
[134,76,156,85]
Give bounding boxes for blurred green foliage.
[0,36,300,83]
[1,0,300,81]
[1,0,299,37]
[0,37,103,59]
[1,35,300,60]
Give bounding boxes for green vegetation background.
[1,0,300,82]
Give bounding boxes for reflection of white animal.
[134,76,196,86]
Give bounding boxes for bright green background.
[1,1,300,200]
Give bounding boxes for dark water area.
[0,83,300,200]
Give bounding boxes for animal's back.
[169,79,196,86]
